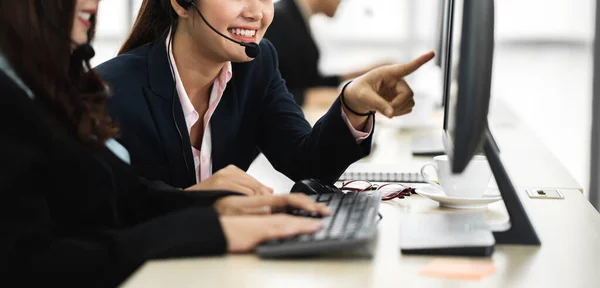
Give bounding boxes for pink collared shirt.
[166,37,373,184]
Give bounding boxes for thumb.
[389,51,435,77]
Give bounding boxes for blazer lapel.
[144,40,196,187]
[210,77,240,173]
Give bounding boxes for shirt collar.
[217,62,233,88]
[165,31,233,118]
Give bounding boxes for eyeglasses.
[340,180,416,201]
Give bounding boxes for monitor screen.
[443,0,495,173]
[434,0,444,68]
[443,0,462,140]
[441,0,456,130]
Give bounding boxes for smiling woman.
[119,0,274,61]
[96,0,363,192]
[94,0,432,196]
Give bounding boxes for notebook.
[339,163,426,183]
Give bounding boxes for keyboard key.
[329,227,344,239]
[297,234,313,242]
[313,229,328,241]
[328,196,343,212]
[317,193,333,203]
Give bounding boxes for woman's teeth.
[228,28,257,37]
[78,12,92,21]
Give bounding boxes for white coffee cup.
[420,155,492,198]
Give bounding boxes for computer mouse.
[290,179,330,195]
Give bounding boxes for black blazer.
[0,71,239,286]
[95,38,373,190]
[264,0,341,105]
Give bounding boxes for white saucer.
[417,185,502,209]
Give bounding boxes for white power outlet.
[526,189,564,199]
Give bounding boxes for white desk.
[121,188,599,288]
[120,109,599,288]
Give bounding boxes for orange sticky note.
[419,258,496,280]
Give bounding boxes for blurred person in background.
[265,0,386,107]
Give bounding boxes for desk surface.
[122,188,600,288]
[121,110,598,287]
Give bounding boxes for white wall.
[91,0,140,67]
[495,0,595,42]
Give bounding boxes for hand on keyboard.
[220,215,325,253]
[257,191,383,258]
[214,194,333,216]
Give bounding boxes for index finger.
[389,51,435,77]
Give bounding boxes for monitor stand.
[483,127,541,245]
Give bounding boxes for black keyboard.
[257,190,382,258]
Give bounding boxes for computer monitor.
[434,0,444,68]
[440,0,455,131]
[442,0,541,245]
[442,0,490,171]
[409,0,454,157]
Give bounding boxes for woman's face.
[72,0,99,45]
[180,0,274,63]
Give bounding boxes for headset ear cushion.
[180,0,194,9]
[175,0,186,9]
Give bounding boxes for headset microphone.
[187,1,261,58]
[72,43,96,62]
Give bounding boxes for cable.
[167,11,191,173]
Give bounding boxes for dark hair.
[119,0,180,55]
[0,0,117,143]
